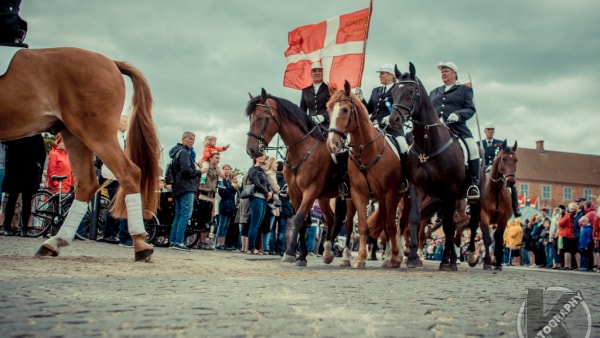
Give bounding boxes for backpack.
[164,149,183,185]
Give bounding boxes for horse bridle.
[491,149,516,185]
[246,98,319,172]
[327,97,355,142]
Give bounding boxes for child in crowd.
[199,135,229,186]
[579,216,594,271]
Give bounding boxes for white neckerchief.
[313,82,322,93]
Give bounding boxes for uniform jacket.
[364,83,403,137]
[300,83,330,127]
[169,143,200,198]
[2,134,46,194]
[478,138,502,166]
[429,84,476,138]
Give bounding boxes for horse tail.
[367,208,383,238]
[112,61,160,218]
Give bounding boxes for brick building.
[515,140,600,210]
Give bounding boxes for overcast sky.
[21,0,600,171]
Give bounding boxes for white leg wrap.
[55,199,88,241]
[125,193,145,235]
[396,136,409,153]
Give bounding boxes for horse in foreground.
[389,63,482,271]
[479,140,518,270]
[0,47,160,261]
[245,89,353,266]
[327,80,408,269]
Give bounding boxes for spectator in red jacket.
[46,135,73,194]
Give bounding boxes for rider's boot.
[467,159,480,202]
[510,185,521,217]
[399,151,410,194]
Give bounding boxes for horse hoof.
[483,264,493,270]
[35,244,59,257]
[296,259,307,267]
[407,258,423,268]
[383,260,401,269]
[352,261,366,269]
[134,248,153,262]
[467,252,478,267]
[322,252,334,264]
[493,265,502,271]
[281,253,296,263]
[34,237,69,257]
[439,263,458,271]
[340,259,351,267]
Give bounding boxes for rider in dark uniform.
[300,61,331,133]
[364,63,409,193]
[477,122,521,217]
[0,0,28,46]
[429,61,480,201]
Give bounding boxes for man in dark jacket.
[300,61,331,134]
[168,131,200,251]
[429,61,480,201]
[2,134,46,236]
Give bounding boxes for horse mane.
[245,94,324,141]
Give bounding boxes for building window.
[583,188,592,200]
[542,185,551,200]
[520,184,529,198]
[563,187,572,201]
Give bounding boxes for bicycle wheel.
[29,191,57,237]
[184,229,200,248]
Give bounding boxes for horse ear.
[344,80,351,96]
[248,92,253,99]
[260,88,267,103]
[394,64,402,79]
[513,140,518,151]
[409,62,416,78]
[502,139,507,149]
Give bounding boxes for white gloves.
[312,115,325,124]
[381,115,390,125]
[447,113,459,122]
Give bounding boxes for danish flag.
[283,5,372,90]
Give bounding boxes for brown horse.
[327,80,408,269]
[479,140,518,270]
[245,89,354,266]
[0,47,160,261]
[389,63,482,271]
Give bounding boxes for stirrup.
[338,183,349,199]
[467,185,480,200]
[513,209,522,218]
[399,179,409,194]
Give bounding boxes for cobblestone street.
[0,237,598,337]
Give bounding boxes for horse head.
[495,139,519,187]
[245,88,280,159]
[326,80,356,154]
[389,62,436,131]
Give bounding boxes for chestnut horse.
[479,140,518,270]
[389,63,482,271]
[245,89,354,266]
[0,47,160,261]
[327,80,408,269]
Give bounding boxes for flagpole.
[469,73,484,153]
[357,0,373,88]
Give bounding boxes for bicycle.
[28,175,111,238]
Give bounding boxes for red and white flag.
[283,5,372,90]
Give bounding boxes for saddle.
[0,44,25,77]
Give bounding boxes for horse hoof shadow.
[439,263,458,271]
[296,259,307,267]
[406,258,423,268]
[493,265,502,271]
[281,254,296,263]
[382,260,401,268]
[352,261,366,269]
[340,259,351,267]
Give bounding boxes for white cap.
[311,61,323,70]
[437,61,458,73]
[484,122,495,129]
[376,63,394,74]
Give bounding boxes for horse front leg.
[283,212,304,263]
[323,197,345,264]
[493,222,507,271]
[406,190,423,268]
[439,204,458,271]
[382,201,402,269]
[481,223,493,270]
[352,204,369,269]
[340,200,355,267]
[296,216,310,266]
[467,202,481,267]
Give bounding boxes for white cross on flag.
[283,6,372,90]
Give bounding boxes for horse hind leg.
[36,133,97,257]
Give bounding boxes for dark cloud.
[21,0,600,170]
